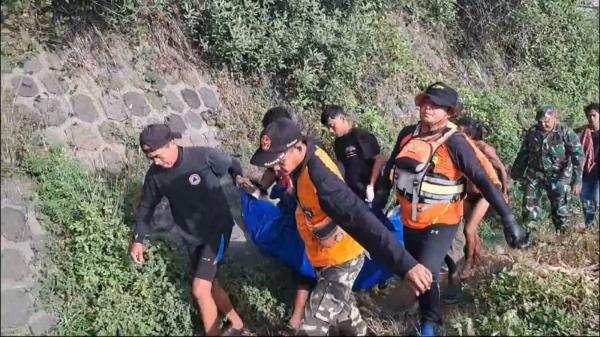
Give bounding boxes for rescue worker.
[237,106,315,334]
[250,119,433,336]
[576,103,599,228]
[320,105,387,203]
[373,82,526,336]
[511,105,585,236]
[130,124,254,336]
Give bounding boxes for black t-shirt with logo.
[334,128,381,199]
[134,146,242,245]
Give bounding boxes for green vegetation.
[24,147,195,335]
[451,261,599,336]
[2,0,598,335]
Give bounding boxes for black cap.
[536,105,557,120]
[415,82,459,111]
[250,119,302,167]
[262,106,292,128]
[139,124,181,153]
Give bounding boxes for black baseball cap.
[262,106,292,128]
[250,119,303,167]
[536,105,557,120]
[415,82,459,111]
[139,124,181,153]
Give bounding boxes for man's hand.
[502,215,526,248]
[130,242,145,264]
[365,184,375,203]
[405,264,432,296]
[465,228,481,268]
[236,175,260,195]
[572,184,582,196]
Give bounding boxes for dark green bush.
[24,147,195,335]
[182,0,426,108]
[451,269,599,335]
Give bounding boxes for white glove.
[365,184,375,203]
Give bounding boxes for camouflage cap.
[536,105,557,120]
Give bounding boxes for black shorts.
[184,230,231,281]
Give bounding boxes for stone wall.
[1,51,222,174]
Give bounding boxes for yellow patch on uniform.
[432,154,441,165]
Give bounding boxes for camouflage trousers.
[522,177,571,232]
[297,254,366,336]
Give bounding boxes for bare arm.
[369,154,388,186]
[482,144,509,195]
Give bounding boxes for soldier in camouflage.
[297,255,367,336]
[511,106,585,237]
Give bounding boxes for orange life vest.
[393,123,500,229]
[295,147,364,267]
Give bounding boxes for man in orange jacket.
[374,82,527,336]
[250,119,432,335]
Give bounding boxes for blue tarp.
[239,187,404,291]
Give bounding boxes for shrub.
[451,268,599,336]
[182,0,426,109]
[24,147,195,335]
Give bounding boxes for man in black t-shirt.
[130,124,254,336]
[321,105,387,203]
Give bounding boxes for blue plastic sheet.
[239,187,404,291]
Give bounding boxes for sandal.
[276,323,298,336]
[221,325,256,336]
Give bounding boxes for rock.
[23,58,43,74]
[41,127,66,146]
[33,97,69,127]
[181,89,202,109]
[183,111,204,129]
[11,76,39,97]
[165,113,187,133]
[1,177,35,206]
[163,90,185,112]
[28,311,59,335]
[144,72,167,90]
[70,94,99,123]
[40,72,69,95]
[1,207,32,242]
[201,109,217,126]
[13,104,43,127]
[1,58,13,73]
[45,52,63,70]
[199,87,218,109]
[181,70,200,87]
[108,76,126,91]
[1,249,29,281]
[1,289,31,329]
[145,92,164,111]
[100,92,129,121]
[98,121,127,144]
[122,91,151,117]
[30,234,47,255]
[66,123,102,151]
[100,148,123,174]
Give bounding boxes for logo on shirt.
[345,145,357,158]
[189,173,201,186]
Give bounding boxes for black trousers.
[403,223,459,324]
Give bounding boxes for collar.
[171,146,184,169]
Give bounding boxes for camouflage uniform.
[297,255,366,336]
[512,124,584,232]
